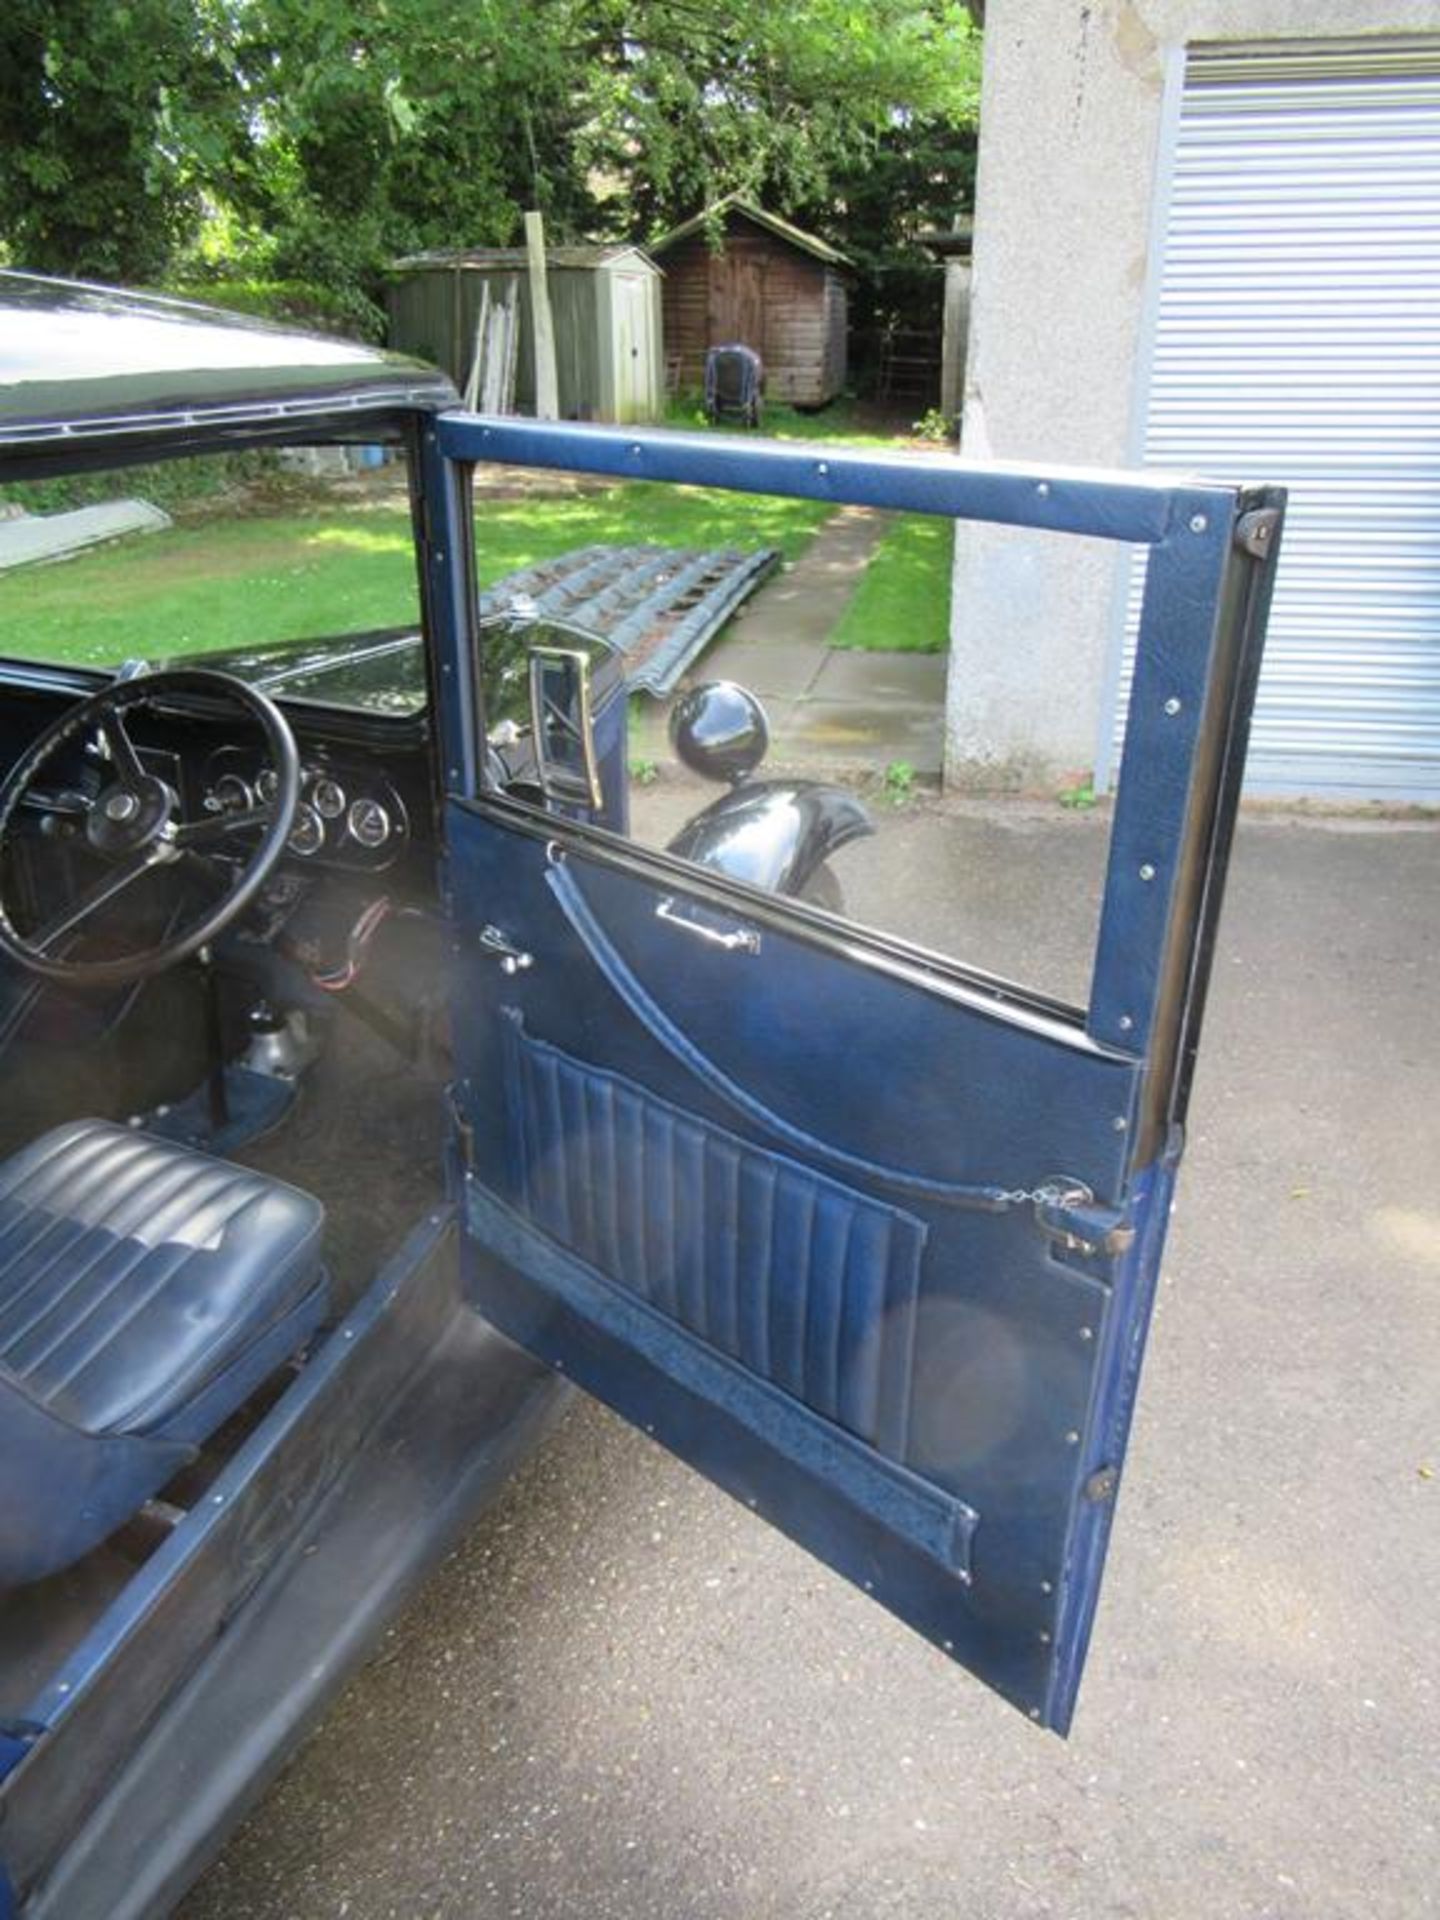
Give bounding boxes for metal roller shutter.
[1103,38,1440,798]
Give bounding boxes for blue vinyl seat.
[0,1119,326,1585]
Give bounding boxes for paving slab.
[810,647,948,704]
[0,499,171,570]
[769,695,946,774]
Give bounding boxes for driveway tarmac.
[183,805,1439,1920]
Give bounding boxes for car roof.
[0,272,459,451]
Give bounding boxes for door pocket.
[502,1012,929,1464]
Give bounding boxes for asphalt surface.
[182,803,1439,1920]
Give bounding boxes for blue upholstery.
[0,1120,326,1584]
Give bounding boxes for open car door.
[427,418,1282,1733]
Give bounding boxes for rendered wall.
[947,0,1440,788]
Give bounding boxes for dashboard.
[201,743,412,871]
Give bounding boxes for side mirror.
[527,646,604,811]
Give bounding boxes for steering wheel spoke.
[94,700,148,791]
[172,805,274,846]
[28,850,163,956]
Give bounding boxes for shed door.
[1106,38,1440,799]
[710,249,765,355]
[610,272,657,424]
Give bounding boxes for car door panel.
[446,806,1146,1729]
[429,415,1283,1733]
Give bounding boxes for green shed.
[386,245,663,423]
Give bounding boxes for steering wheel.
[0,669,300,987]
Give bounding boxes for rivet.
[747,1496,758,1509]
[1064,1430,1081,1445]
[644,1423,655,1435]
[1036,481,1051,499]
[1040,1580,1054,1595]
[57,1681,71,1695]
[435,549,445,563]
[942,1639,955,1652]
[1029,1707,1042,1721]
[816,461,829,476]
[630,444,642,457]
[1117,1014,1133,1032]
[863,1579,874,1593]
[1038,1629,1051,1645]
[1139,863,1156,881]
[1079,1325,1094,1342]
[1164,697,1181,716]
[442,662,452,675]
[212,1492,225,1505]
[1113,1115,1128,1132]
[1189,513,1208,533]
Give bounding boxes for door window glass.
[472,458,1143,1014]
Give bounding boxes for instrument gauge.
[287,804,324,858]
[212,772,254,814]
[255,767,280,806]
[311,774,346,820]
[346,797,392,850]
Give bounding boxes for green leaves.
[0,0,980,317]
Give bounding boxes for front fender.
[665,781,874,898]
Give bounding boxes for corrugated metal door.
[1104,38,1440,797]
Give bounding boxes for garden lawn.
[0,484,829,669]
[828,512,952,654]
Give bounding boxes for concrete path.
[183,806,1440,1920]
[632,505,948,778]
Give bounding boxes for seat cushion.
[0,1120,324,1436]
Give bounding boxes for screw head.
[1139,863,1156,882]
[1189,513,1208,533]
[1117,1014,1133,1032]
[1164,697,1181,716]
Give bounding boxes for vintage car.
[0,273,1282,1917]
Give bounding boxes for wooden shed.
[386,245,663,423]
[650,198,851,408]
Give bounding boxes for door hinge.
[1032,1181,1135,1259]
[1234,506,1281,562]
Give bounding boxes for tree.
[0,1,981,312]
[0,0,236,284]
[575,1,980,238]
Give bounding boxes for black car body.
[0,273,1282,1917]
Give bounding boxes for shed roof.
[648,197,851,269]
[391,244,659,274]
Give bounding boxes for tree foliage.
[0,0,980,307]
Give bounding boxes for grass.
[828,512,952,655]
[663,394,908,449]
[0,482,829,669]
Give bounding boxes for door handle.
[655,897,761,955]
